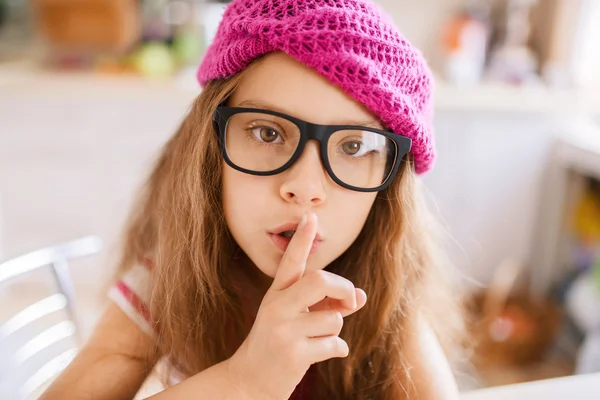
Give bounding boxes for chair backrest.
[0,236,103,399]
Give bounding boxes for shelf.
[2,60,600,115]
[435,80,600,115]
[530,119,600,296]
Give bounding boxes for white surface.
[565,272,600,333]
[461,373,600,400]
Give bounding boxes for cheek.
[329,192,377,244]
[222,165,270,233]
[223,166,245,234]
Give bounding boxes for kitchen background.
[1,0,600,398]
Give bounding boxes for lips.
[269,221,323,253]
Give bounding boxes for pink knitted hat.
[197,0,436,174]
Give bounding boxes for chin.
[247,251,280,278]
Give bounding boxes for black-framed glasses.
[213,106,412,192]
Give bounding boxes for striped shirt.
[108,261,155,337]
[108,260,317,398]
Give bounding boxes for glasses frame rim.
[213,105,412,193]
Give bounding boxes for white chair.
[0,236,103,399]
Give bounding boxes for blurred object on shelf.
[202,0,228,47]
[141,0,172,42]
[529,0,577,88]
[127,0,205,78]
[485,0,540,85]
[530,0,600,89]
[28,0,206,79]
[131,41,176,78]
[33,0,141,53]
[167,1,205,66]
[172,29,204,65]
[559,177,600,375]
[570,179,600,271]
[0,0,36,59]
[467,258,562,373]
[565,262,600,374]
[441,0,491,85]
[438,0,600,89]
[0,0,6,27]
[570,0,600,89]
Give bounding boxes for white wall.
[424,111,554,284]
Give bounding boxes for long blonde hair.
[115,63,465,398]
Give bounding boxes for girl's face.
[222,52,380,278]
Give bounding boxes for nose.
[279,141,328,206]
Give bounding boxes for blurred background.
[1,0,600,398]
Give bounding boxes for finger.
[304,336,349,363]
[286,270,357,312]
[308,288,367,317]
[297,311,344,338]
[355,288,367,311]
[271,213,317,291]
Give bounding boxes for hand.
[228,213,367,400]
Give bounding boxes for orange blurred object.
[467,259,562,367]
[33,0,140,52]
[443,16,471,52]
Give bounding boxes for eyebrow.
[236,99,385,129]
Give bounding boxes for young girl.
[42,0,465,398]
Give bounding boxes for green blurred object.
[594,259,600,292]
[132,41,176,77]
[172,31,203,65]
[0,0,6,27]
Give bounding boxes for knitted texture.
[197,0,436,174]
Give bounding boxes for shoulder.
[405,314,460,400]
[108,260,156,338]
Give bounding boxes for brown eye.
[341,141,361,155]
[260,128,279,142]
[250,126,283,143]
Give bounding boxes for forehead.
[228,52,382,128]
